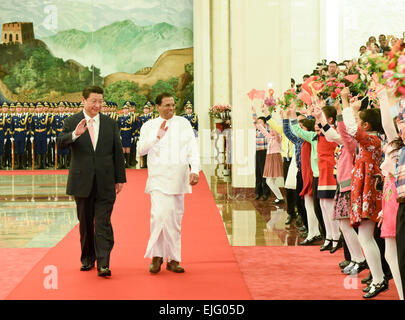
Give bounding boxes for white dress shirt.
[138,115,200,195]
[72,111,100,150]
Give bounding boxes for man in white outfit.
[138,92,200,274]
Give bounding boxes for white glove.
[10,137,14,142]
[30,137,34,143]
[47,138,50,144]
[52,137,56,142]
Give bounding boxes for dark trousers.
[255,150,270,197]
[283,159,296,217]
[141,155,148,168]
[74,178,115,268]
[343,236,351,261]
[397,203,405,299]
[296,170,307,228]
[374,221,391,276]
[312,177,326,238]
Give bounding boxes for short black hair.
[329,61,338,65]
[82,86,103,99]
[155,92,173,106]
[258,116,267,124]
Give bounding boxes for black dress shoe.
[97,267,111,277]
[330,239,343,254]
[273,198,285,205]
[295,215,303,228]
[298,225,307,232]
[285,214,296,225]
[149,257,163,274]
[262,194,269,201]
[339,260,351,270]
[254,194,262,200]
[342,262,356,274]
[361,272,372,284]
[320,240,332,251]
[300,232,308,239]
[363,279,389,299]
[350,260,368,275]
[80,263,95,271]
[300,236,318,246]
[166,260,185,273]
[342,261,367,275]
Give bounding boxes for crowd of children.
[252,35,405,299]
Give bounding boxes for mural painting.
[0,0,194,113]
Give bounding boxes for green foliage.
[150,78,178,101]
[1,43,103,100]
[104,80,148,110]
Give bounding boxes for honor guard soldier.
[25,102,35,168]
[138,101,155,168]
[180,100,198,137]
[2,102,12,168]
[31,102,49,169]
[117,101,134,168]
[102,101,108,116]
[148,100,159,119]
[44,102,55,167]
[53,102,69,168]
[0,102,10,169]
[129,102,139,167]
[10,102,29,169]
[113,102,119,122]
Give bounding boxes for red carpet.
[0,170,69,176]
[233,246,400,300]
[6,170,251,300]
[0,248,50,300]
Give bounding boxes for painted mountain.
[42,20,193,76]
[0,0,193,38]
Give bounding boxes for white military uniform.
[138,115,200,262]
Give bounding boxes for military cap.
[144,101,154,108]
[183,100,193,109]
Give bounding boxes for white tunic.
[138,115,200,195]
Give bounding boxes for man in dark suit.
[57,86,126,277]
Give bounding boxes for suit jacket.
[57,111,126,199]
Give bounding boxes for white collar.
[158,115,175,122]
[83,110,100,123]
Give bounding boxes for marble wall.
[193,0,405,188]
[341,0,405,60]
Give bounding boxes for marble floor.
[0,165,307,249]
[0,174,77,248]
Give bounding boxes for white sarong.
[144,190,185,262]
